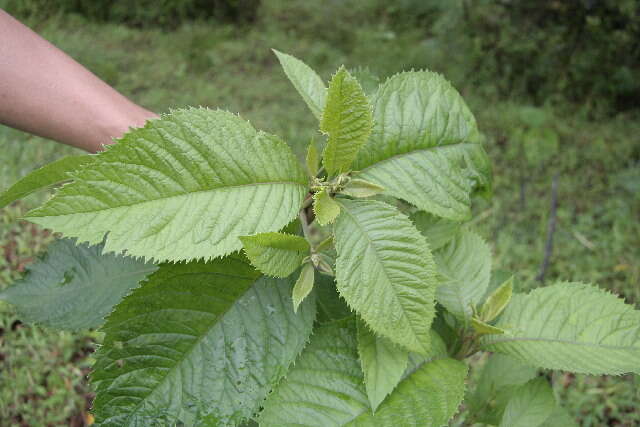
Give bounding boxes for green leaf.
[315,275,352,323]
[320,67,373,176]
[471,317,506,335]
[0,238,155,330]
[259,319,467,426]
[273,49,327,120]
[480,276,514,322]
[334,198,437,355]
[499,378,556,427]
[481,282,640,374]
[356,318,408,412]
[540,406,579,427]
[347,358,467,426]
[435,230,491,321]
[25,108,307,262]
[340,179,384,198]
[92,255,316,426]
[306,140,320,177]
[353,71,492,221]
[240,232,309,278]
[314,189,341,226]
[293,263,315,312]
[0,154,94,209]
[469,354,538,425]
[409,210,461,251]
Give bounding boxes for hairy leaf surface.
[0,238,155,330]
[482,282,640,374]
[314,189,341,226]
[26,109,307,262]
[435,230,491,321]
[0,154,94,209]
[499,378,555,427]
[92,256,316,426]
[356,318,408,412]
[274,50,327,120]
[334,199,437,354]
[353,71,491,220]
[320,67,372,176]
[240,232,309,277]
[260,320,467,426]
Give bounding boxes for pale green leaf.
[25,108,307,262]
[320,67,373,176]
[481,275,514,322]
[334,198,437,355]
[482,282,640,374]
[260,319,467,427]
[0,154,94,209]
[314,189,341,226]
[293,263,315,312]
[353,71,492,221]
[540,406,579,427]
[0,238,155,330]
[306,140,320,177]
[92,255,316,426]
[468,354,538,425]
[409,210,461,251]
[500,378,556,427]
[347,358,467,426]
[356,318,408,412]
[435,230,491,321]
[471,317,506,335]
[240,232,309,278]
[273,49,327,120]
[340,179,384,198]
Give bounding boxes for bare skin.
[0,10,157,153]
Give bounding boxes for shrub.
[0,50,638,426]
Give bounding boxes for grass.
[1,2,638,424]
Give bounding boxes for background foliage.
[0,0,638,425]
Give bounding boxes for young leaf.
[0,154,94,209]
[471,317,506,335]
[92,255,316,426]
[273,49,327,120]
[340,178,384,198]
[357,318,408,412]
[409,210,461,251]
[480,275,514,322]
[468,354,538,425]
[293,263,315,312]
[314,189,341,225]
[334,198,437,355]
[499,378,556,427]
[435,230,492,321]
[306,140,320,177]
[259,319,467,426]
[25,108,308,262]
[240,232,309,278]
[481,282,640,374]
[320,67,373,176]
[0,238,156,330]
[353,71,492,221]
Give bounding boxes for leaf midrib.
[357,142,477,174]
[337,202,428,352]
[486,336,640,351]
[28,180,306,217]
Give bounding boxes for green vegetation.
[1,1,638,425]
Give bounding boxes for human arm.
[0,10,157,153]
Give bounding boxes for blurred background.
[0,0,638,425]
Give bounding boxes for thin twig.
[536,174,559,282]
